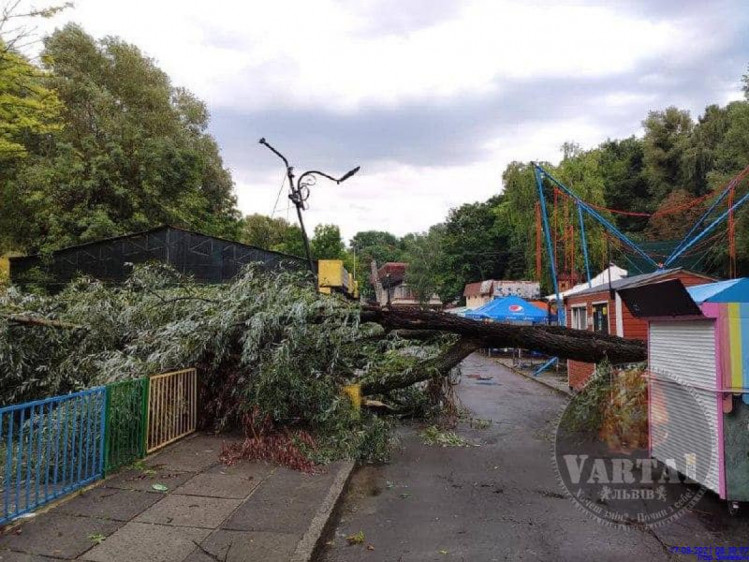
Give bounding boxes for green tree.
[0,42,61,159]
[440,195,512,302]
[0,24,239,252]
[599,137,650,233]
[240,214,295,249]
[310,224,345,260]
[403,225,445,306]
[642,107,694,201]
[347,230,404,298]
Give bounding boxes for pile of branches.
[0,264,647,466]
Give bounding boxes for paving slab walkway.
[0,433,353,562]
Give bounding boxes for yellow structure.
[342,383,362,417]
[318,260,358,299]
[146,368,197,453]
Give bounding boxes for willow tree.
[0,264,645,465]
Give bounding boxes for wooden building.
[564,268,713,390]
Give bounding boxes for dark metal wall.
[10,226,308,288]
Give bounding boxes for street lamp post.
[259,138,360,278]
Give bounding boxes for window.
[571,306,587,330]
[592,303,609,334]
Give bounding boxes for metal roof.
[687,278,749,304]
[566,268,685,299]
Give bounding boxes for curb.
[494,359,573,397]
[291,460,355,562]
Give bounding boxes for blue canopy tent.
[465,295,549,324]
[466,296,553,371]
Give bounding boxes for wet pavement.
[320,353,749,562]
[0,434,353,562]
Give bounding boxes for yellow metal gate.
[146,368,197,453]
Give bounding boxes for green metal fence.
[103,378,148,475]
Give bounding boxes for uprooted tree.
[0,264,645,466]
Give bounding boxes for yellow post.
[343,383,362,418]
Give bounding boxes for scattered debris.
[469,418,492,429]
[421,425,471,447]
[151,483,169,492]
[346,531,366,545]
[132,460,157,476]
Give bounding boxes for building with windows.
[370,261,441,308]
[564,268,713,390]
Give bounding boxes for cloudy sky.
[33,0,749,242]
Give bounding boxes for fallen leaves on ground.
[346,530,366,545]
[420,425,471,447]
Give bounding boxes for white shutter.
[650,379,720,493]
[650,321,716,389]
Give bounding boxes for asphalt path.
[320,353,749,562]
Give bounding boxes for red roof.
[463,282,482,297]
[377,262,408,285]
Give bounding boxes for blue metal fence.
[0,387,106,524]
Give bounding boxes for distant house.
[463,280,496,309]
[10,225,308,289]
[564,268,714,391]
[370,261,441,308]
[463,279,540,309]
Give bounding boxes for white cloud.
[16,0,749,241]
[235,116,609,240]
[39,0,697,112]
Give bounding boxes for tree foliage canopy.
[0,24,239,253]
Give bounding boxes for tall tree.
[642,107,694,201]
[310,224,345,260]
[403,225,445,305]
[599,137,650,233]
[440,195,511,302]
[349,230,404,298]
[0,42,61,160]
[0,24,238,253]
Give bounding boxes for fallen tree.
[0,264,646,464]
[361,306,646,365]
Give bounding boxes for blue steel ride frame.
[533,165,562,325]
[533,161,749,305]
[534,164,659,270]
[664,189,749,267]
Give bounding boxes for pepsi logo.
[509,304,523,312]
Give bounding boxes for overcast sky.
[33,0,749,242]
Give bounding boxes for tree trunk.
[361,307,646,365]
[360,337,483,395]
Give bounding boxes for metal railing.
[0,388,106,524]
[104,378,147,474]
[0,368,199,525]
[146,369,197,453]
